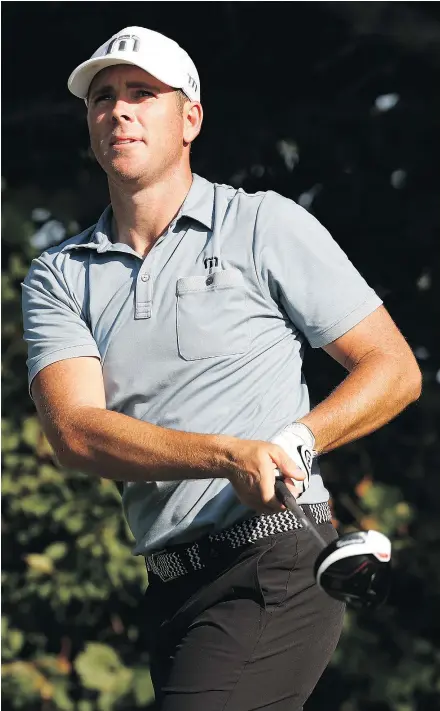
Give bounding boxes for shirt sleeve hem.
[28,346,101,397]
[309,295,383,349]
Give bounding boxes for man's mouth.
[110,138,140,146]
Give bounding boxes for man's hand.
[271,423,314,499]
[223,439,305,514]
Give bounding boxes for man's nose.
[112,100,134,122]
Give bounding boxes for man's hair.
[175,89,189,113]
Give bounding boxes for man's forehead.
[89,64,165,93]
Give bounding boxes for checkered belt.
[145,502,331,583]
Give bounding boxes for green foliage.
[2,192,152,709]
[1,409,150,707]
[75,644,134,709]
[326,476,440,710]
[1,654,74,710]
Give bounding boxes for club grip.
[274,477,328,549]
[275,478,298,512]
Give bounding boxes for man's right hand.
[221,438,306,514]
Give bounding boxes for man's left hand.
[271,424,314,498]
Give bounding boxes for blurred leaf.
[25,554,54,575]
[132,668,155,706]
[22,416,41,448]
[45,542,68,561]
[74,643,132,695]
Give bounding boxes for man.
[22,26,421,711]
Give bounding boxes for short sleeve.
[254,192,382,348]
[22,254,101,393]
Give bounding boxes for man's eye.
[136,89,154,98]
[93,93,112,104]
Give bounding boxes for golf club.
[274,478,392,609]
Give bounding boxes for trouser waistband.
[146,502,332,583]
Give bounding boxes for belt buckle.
[149,550,187,583]
[147,550,171,582]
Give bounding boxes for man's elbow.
[54,444,80,470]
[52,436,82,470]
[409,363,423,403]
[400,353,422,405]
[47,421,88,470]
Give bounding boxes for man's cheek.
[90,136,104,160]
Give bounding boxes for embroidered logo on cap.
[106,34,141,54]
[187,74,198,92]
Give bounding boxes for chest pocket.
[176,269,250,360]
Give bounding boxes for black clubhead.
[314,530,392,609]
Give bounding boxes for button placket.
[135,253,156,319]
[133,221,184,319]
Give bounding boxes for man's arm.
[299,306,422,453]
[31,357,304,513]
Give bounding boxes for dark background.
[2,3,440,710]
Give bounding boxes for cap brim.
[68,54,181,99]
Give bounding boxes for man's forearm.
[300,353,421,454]
[56,407,233,482]
[50,404,308,513]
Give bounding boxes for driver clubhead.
[314,530,392,609]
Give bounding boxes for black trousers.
[143,521,345,711]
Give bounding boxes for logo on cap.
[106,34,141,55]
[187,74,198,92]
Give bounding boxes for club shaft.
[274,479,328,549]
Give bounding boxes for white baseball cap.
[68,26,200,101]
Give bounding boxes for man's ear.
[183,102,203,145]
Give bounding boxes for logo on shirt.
[204,256,219,270]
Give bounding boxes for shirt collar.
[179,173,214,229]
[63,205,117,254]
[65,173,214,254]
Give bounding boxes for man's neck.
[108,167,193,257]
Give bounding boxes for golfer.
[22,26,421,711]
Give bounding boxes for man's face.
[87,64,188,185]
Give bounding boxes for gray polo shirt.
[22,174,382,555]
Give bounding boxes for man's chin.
[107,163,150,183]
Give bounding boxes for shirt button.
[206,276,214,286]
[141,273,150,282]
